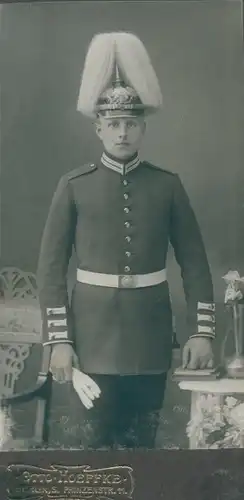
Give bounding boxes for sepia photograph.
[0,0,243,455]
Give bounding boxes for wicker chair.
[0,267,52,449]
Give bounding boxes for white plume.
[77,33,116,118]
[115,32,163,112]
[77,32,163,118]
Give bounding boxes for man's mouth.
[116,142,130,146]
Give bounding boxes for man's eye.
[127,122,136,128]
[108,122,119,128]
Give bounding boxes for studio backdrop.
[0,0,243,448]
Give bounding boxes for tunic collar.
[101,151,140,175]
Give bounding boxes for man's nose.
[118,123,127,138]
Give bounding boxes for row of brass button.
[123,178,131,273]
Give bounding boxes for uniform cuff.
[43,340,73,346]
[46,306,70,342]
[197,301,215,337]
[189,333,215,341]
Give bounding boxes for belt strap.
[77,268,167,289]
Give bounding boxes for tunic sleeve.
[37,175,77,347]
[169,174,215,340]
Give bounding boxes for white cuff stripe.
[48,319,67,328]
[43,340,73,346]
[198,325,215,334]
[48,331,68,340]
[198,302,215,311]
[47,306,66,315]
[197,314,215,323]
[190,333,215,339]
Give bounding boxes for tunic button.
[125,221,131,228]
[123,180,128,186]
[124,193,129,200]
[125,236,131,243]
[124,266,131,272]
[124,207,130,214]
[125,251,131,258]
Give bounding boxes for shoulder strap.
[67,162,97,180]
[143,161,176,176]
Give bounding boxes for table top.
[179,378,244,393]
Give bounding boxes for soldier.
[37,32,215,449]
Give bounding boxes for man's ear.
[95,120,102,139]
[139,118,146,136]
[142,119,146,135]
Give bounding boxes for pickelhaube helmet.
[96,64,145,118]
[77,32,163,119]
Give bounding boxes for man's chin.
[113,147,134,160]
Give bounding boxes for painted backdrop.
[0,1,244,448]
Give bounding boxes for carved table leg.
[189,392,225,449]
[189,392,200,449]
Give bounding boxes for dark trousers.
[49,373,167,450]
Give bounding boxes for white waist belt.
[77,268,167,289]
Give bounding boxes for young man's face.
[95,116,146,160]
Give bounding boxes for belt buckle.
[119,274,136,288]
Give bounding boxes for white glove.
[72,368,101,410]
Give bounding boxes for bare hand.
[72,368,101,410]
[182,337,214,370]
[50,343,76,383]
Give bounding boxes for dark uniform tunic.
[37,153,215,376]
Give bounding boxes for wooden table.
[179,379,244,449]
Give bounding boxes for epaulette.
[67,163,97,180]
[144,161,175,176]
